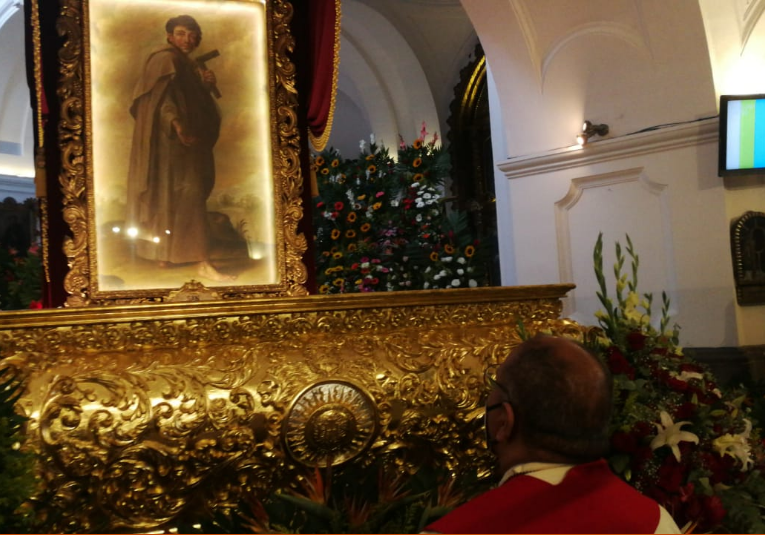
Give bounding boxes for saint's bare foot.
[197,261,236,282]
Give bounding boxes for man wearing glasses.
[425,335,680,534]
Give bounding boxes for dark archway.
[447,43,500,285]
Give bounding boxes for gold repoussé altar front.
[0,286,580,531]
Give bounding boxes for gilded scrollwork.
[0,286,583,531]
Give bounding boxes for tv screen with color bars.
[719,94,765,177]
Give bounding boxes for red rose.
[334,201,344,211]
[674,402,696,420]
[626,331,647,351]
[28,300,43,309]
[657,457,686,492]
[606,347,635,379]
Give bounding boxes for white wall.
[462,0,759,347]
[0,5,35,186]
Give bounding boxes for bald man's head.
[496,335,613,462]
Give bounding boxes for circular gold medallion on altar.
[283,380,378,467]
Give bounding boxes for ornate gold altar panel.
[0,286,576,532]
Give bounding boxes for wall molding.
[498,117,718,179]
[554,167,674,317]
[0,174,35,201]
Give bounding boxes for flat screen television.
[719,94,765,176]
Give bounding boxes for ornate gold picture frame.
[52,0,306,306]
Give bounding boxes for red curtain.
[307,0,341,152]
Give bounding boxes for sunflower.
[331,159,339,168]
[361,223,371,233]
[331,229,341,240]
[319,284,330,294]
[321,168,329,175]
[430,251,439,262]
[465,245,476,258]
[444,244,455,254]
[333,252,343,259]
[348,243,357,252]
[413,158,422,168]
[372,202,382,210]
[333,278,344,287]
[315,156,325,166]
[368,164,377,173]
[366,154,375,161]
[347,212,357,223]
[413,173,424,182]
[357,194,366,200]
[324,268,333,275]
[346,229,357,238]
[321,251,330,257]
[413,139,423,149]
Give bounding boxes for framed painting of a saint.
[52,0,306,305]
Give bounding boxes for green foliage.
[0,367,37,532]
[312,131,489,294]
[229,460,489,534]
[588,233,765,533]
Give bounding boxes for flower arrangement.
[588,233,765,533]
[312,125,488,294]
[0,244,43,310]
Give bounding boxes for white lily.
[713,419,754,471]
[650,410,699,462]
[670,370,705,382]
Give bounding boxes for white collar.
[498,462,574,486]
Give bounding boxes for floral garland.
[312,126,488,294]
[588,233,765,533]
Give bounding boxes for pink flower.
[376,191,385,197]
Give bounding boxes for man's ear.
[496,402,515,442]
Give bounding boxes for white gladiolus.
[469,279,478,288]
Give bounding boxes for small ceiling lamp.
[576,120,609,146]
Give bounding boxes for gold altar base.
[0,285,576,532]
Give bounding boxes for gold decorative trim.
[52,0,307,306]
[0,286,577,531]
[308,0,341,152]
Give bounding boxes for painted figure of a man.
[126,14,234,282]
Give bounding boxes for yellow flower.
[333,252,343,259]
[413,139,423,149]
[347,243,357,252]
[357,194,366,200]
[360,223,371,233]
[315,156,325,166]
[319,284,330,294]
[321,168,329,175]
[413,173,424,182]
[333,278,344,287]
[347,212,357,223]
[430,252,439,262]
[368,164,377,173]
[324,268,333,275]
[331,229,341,240]
[465,245,475,258]
[321,251,330,257]
[331,159,339,168]
[372,202,382,210]
[413,158,422,168]
[345,229,357,238]
[650,410,699,462]
[444,244,455,254]
[366,154,375,161]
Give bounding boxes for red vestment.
[425,459,679,534]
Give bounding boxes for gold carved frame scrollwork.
[0,286,580,532]
[52,0,307,306]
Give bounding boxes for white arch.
[0,0,21,30]
[332,2,439,154]
[541,22,651,89]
